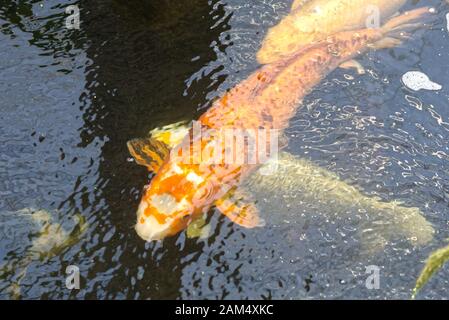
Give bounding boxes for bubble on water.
[401,71,442,92]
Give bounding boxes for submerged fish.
[0,208,87,299]
[128,8,433,241]
[413,242,449,299]
[257,0,407,64]
[245,152,434,252]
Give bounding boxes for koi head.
[135,192,191,241]
[135,162,217,241]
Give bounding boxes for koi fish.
[257,0,407,65]
[244,152,434,253]
[0,208,87,299]
[128,8,433,241]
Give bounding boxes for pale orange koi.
[257,0,407,64]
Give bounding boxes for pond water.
[1,0,449,299]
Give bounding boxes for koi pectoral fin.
[339,59,365,75]
[215,188,265,228]
[369,37,403,50]
[127,137,170,172]
[186,215,211,240]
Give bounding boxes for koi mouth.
[135,193,194,241]
[135,215,173,241]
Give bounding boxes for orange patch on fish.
[128,7,433,241]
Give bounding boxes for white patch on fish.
[402,71,442,91]
[135,195,193,241]
[172,164,183,175]
[150,194,179,215]
[186,171,204,185]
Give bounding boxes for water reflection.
[1,0,449,299]
[64,0,230,299]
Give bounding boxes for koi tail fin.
[371,6,436,49]
[382,7,436,34]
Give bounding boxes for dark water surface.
[1,0,449,299]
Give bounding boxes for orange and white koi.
[128,8,433,241]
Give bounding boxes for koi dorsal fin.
[291,0,309,11]
[127,137,170,172]
[149,121,190,148]
[127,121,190,172]
[215,188,265,228]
